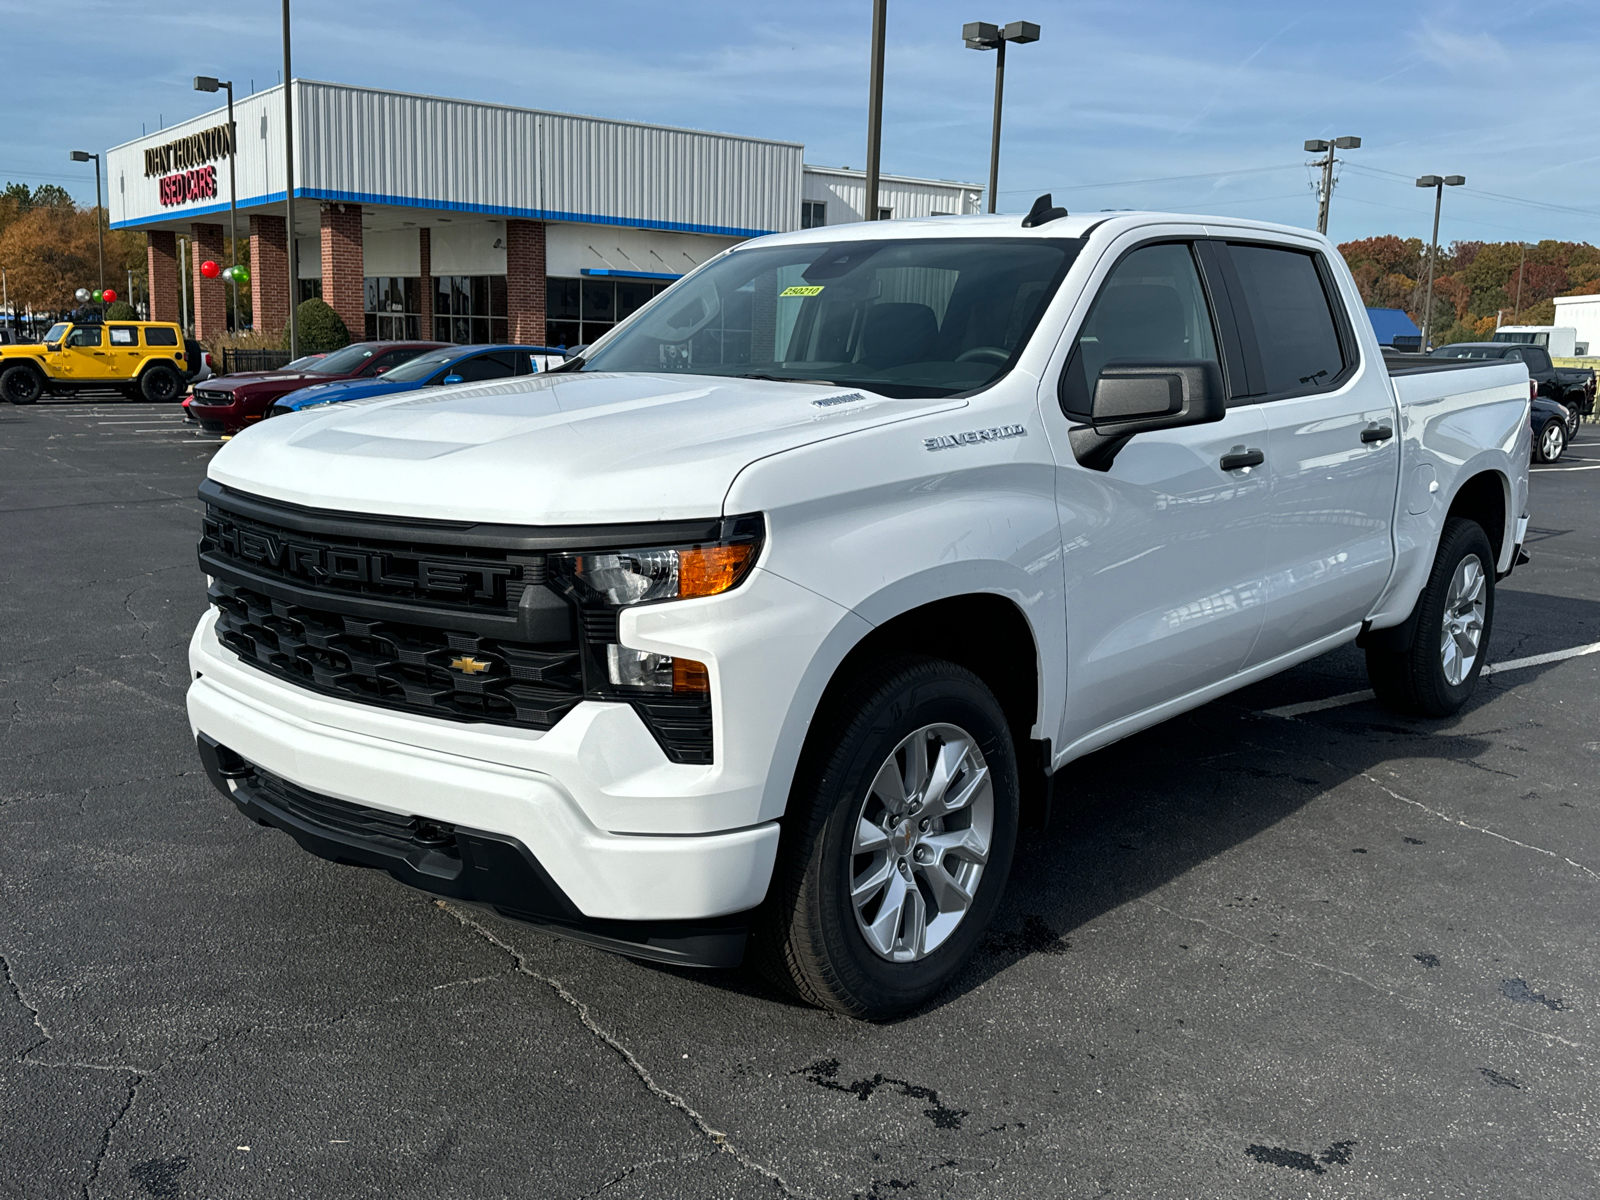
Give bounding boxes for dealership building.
[107,80,981,348]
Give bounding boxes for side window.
[143,326,178,346]
[369,348,417,375]
[1226,245,1346,395]
[1524,348,1552,372]
[108,326,137,346]
[66,326,103,347]
[453,353,517,383]
[1060,242,1219,418]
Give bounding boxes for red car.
[186,341,447,435]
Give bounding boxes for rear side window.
[109,326,138,346]
[1523,347,1553,371]
[144,327,178,346]
[1227,245,1345,395]
[452,353,518,383]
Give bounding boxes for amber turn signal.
[673,657,710,693]
[677,543,757,599]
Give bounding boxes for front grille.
[199,482,718,763]
[211,578,583,730]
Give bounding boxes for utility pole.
[965,21,1040,214]
[68,151,105,293]
[1415,173,1464,352]
[1514,241,1527,317]
[1304,136,1360,235]
[864,0,887,222]
[194,76,240,331]
[283,0,300,355]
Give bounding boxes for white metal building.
[106,80,981,346]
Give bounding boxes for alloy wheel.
[1540,422,1565,462]
[849,723,994,963]
[1440,554,1487,687]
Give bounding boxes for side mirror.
[442,374,463,385]
[1068,360,1226,471]
[374,365,389,374]
[46,342,61,352]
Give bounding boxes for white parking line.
[1531,464,1600,472]
[1261,639,1600,719]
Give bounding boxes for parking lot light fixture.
[69,150,105,295]
[964,20,1040,214]
[195,75,240,331]
[1416,173,1465,351]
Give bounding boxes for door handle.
[1220,448,1264,471]
[1361,423,1394,443]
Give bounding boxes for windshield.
[304,344,382,374]
[1432,345,1507,359]
[579,237,1082,397]
[284,353,327,370]
[43,323,68,343]
[380,349,457,383]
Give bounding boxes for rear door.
[1217,240,1400,665]
[1048,236,1273,747]
[107,325,141,378]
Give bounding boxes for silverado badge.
[450,655,492,675]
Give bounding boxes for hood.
[283,377,421,409]
[209,371,967,524]
[201,371,322,393]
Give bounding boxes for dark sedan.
[1532,392,1573,463]
[186,341,446,435]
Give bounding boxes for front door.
[1218,242,1400,665]
[60,324,108,379]
[1048,239,1274,749]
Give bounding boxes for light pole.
[963,20,1040,214]
[194,75,240,331]
[864,0,888,222]
[283,0,299,355]
[68,150,104,296]
[1415,174,1464,351]
[1304,136,1360,235]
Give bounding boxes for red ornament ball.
[102,288,117,304]
[200,260,221,279]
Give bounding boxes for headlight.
[556,515,763,695]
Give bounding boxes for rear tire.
[751,655,1019,1019]
[140,364,182,403]
[1535,418,1566,463]
[1564,403,1581,441]
[1,364,43,405]
[1366,518,1495,717]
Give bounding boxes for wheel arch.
[1445,467,1510,567]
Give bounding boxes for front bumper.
[196,734,753,966]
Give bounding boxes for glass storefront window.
[434,274,508,344]
[364,275,421,341]
[546,276,671,350]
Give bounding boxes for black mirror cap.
[1069,360,1226,471]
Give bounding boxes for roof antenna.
[1021,193,1068,228]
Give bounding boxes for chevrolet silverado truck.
[188,206,1531,1018]
[0,317,188,403]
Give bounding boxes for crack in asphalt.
[574,1151,714,1198]
[81,1071,142,1200]
[1,951,51,1057]
[436,901,807,1199]
[1359,772,1600,883]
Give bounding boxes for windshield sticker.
[780,285,825,297]
[813,392,866,408]
[924,424,1028,452]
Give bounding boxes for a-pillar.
[190,222,227,340]
[417,227,433,340]
[145,230,179,323]
[506,219,546,344]
[249,213,290,337]
[319,203,365,338]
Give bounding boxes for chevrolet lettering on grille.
[202,512,516,602]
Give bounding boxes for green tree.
[104,300,137,320]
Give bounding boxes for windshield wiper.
[733,373,845,386]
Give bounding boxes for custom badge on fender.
[923,424,1028,452]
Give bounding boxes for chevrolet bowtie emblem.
[450,655,491,675]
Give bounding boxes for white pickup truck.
[188,204,1531,1018]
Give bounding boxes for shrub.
[104,300,137,321]
[291,298,350,352]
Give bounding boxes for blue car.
[268,345,567,416]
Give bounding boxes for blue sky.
[6,0,1598,245]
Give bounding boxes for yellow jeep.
[0,318,189,405]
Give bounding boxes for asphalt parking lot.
[3,395,1598,1200]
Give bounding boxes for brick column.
[505,219,546,344]
[190,222,227,340]
[145,230,179,323]
[249,213,290,337]
[417,227,433,339]
[319,203,365,340]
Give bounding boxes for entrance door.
[1051,240,1274,748]
[1218,242,1400,665]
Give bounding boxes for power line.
[999,163,1301,196]
[1340,163,1600,221]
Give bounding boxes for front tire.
[1366,518,1495,717]
[140,364,183,403]
[752,655,1019,1019]
[0,364,43,405]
